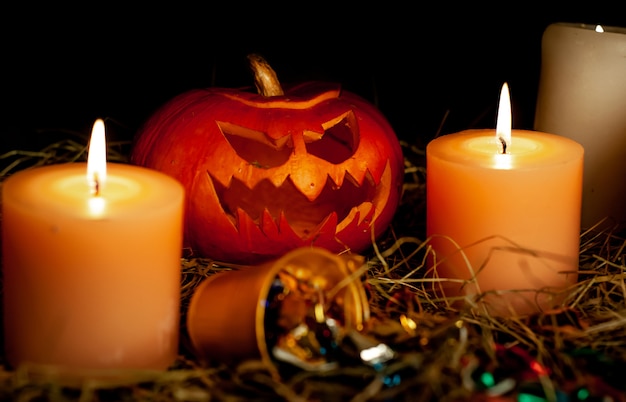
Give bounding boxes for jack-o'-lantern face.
[131,76,404,264]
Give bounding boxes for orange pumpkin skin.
[131,81,404,264]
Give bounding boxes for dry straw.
[0,136,624,402]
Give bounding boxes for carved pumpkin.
[130,55,404,264]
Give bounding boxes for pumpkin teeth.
[342,169,374,189]
[336,201,374,232]
[207,165,385,240]
[261,209,279,238]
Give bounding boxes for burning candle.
[1,119,185,378]
[535,22,626,230]
[426,83,583,316]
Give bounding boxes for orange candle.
[426,84,583,316]
[1,119,185,377]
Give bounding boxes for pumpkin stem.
[247,54,284,97]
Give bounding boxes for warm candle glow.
[87,119,107,195]
[2,135,186,373]
[495,82,511,154]
[88,195,106,217]
[426,82,584,315]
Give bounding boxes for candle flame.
[595,25,604,33]
[87,119,107,196]
[495,82,511,154]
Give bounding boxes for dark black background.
[2,3,625,155]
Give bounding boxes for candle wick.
[93,173,100,196]
[498,136,508,154]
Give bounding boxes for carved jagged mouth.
[208,166,391,240]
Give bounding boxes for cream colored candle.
[535,22,626,229]
[1,120,185,377]
[427,84,583,316]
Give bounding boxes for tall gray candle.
[535,22,626,230]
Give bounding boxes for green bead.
[576,387,590,400]
[517,393,547,402]
[480,372,495,388]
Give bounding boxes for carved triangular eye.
[218,121,292,168]
[304,111,359,164]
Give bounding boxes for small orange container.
[186,247,370,377]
